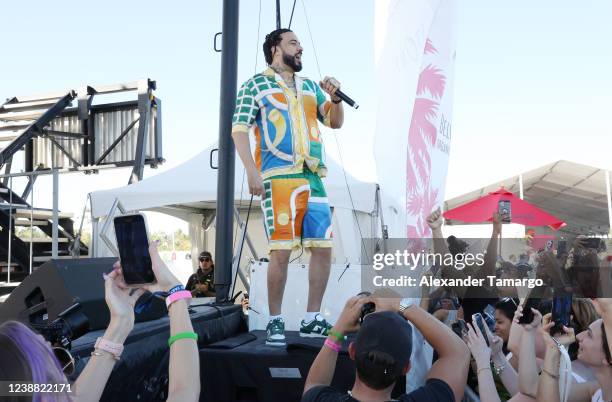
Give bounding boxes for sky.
[1,0,611,233]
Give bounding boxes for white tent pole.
[606,170,612,235]
[519,174,524,200]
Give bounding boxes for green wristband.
[168,331,198,347]
[329,330,345,342]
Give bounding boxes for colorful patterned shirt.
[231,68,332,179]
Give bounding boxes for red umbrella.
[443,188,565,230]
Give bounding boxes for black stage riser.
[70,304,245,402]
[200,330,406,402]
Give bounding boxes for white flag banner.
[374,0,458,392]
[374,0,457,240]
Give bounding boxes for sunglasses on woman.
[199,257,211,262]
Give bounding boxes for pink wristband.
[324,338,341,352]
[94,337,124,360]
[166,290,192,308]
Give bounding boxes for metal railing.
[1,169,60,284]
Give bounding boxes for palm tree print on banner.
[407,38,447,241]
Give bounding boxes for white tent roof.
[90,144,379,218]
[444,160,611,235]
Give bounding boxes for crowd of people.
[0,211,610,402]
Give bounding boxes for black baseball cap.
[199,251,212,260]
[354,311,412,377]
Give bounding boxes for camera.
[31,303,89,349]
[356,291,376,323]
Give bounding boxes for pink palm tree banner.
[374,0,457,241]
[374,0,457,391]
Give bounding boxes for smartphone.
[114,214,155,285]
[356,291,375,323]
[518,297,540,324]
[550,293,572,336]
[473,313,490,346]
[557,240,567,255]
[498,200,511,223]
[583,238,601,250]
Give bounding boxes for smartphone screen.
[473,313,490,346]
[518,297,540,324]
[584,238,601,250]
[498,200,511,223]
[114,214,155,285]
[551,294,572,335]
[557,240,567,255]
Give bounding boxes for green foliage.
[150,229,191,251]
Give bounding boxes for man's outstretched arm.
[405,305,470,401]
[303,296,369,395]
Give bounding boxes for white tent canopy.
[444,160,612,236]
[89,143,390,265]
[90,144,379,219]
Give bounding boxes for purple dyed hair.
[0,321,71,402]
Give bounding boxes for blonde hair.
[572,298,599,332]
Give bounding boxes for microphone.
[334,89,359,109]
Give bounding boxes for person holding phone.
[0,241,201,402]
[72,241,200,402]
[185,251,216,297]
[464,315,519,402]
[536,312,612,402]
[302,295,470,402]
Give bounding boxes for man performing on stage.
[231,28,344,346]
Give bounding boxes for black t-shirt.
[301,379,454,402]
[185,269,214,297]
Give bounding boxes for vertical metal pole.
[29,175,34,275]
[276,0,281,29]
[7,176,12,283]
[91,218,98,258]
[606,170,612,235]
[129,79,153,184]
[215,0,240,303]
[519,174,524,200]
[52,169,59,258]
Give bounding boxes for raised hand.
[483,322,503,356]
[466,321,491,367]
[103,266,145,324]
[333,296,371,335]
[142,241,182,293]
[492,212,502,235]
[426,208,444,231]
[540,313,575,348]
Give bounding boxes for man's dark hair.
[263,28,292,65]
[355,350,403,390]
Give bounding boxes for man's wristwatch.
[399,298,414,313]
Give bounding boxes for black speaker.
[0,258,167,331]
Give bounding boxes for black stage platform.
[200,330,406,402]
[68,303,245,402]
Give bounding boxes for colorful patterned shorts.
[261,170,333,251]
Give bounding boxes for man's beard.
[283,53,302,72]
